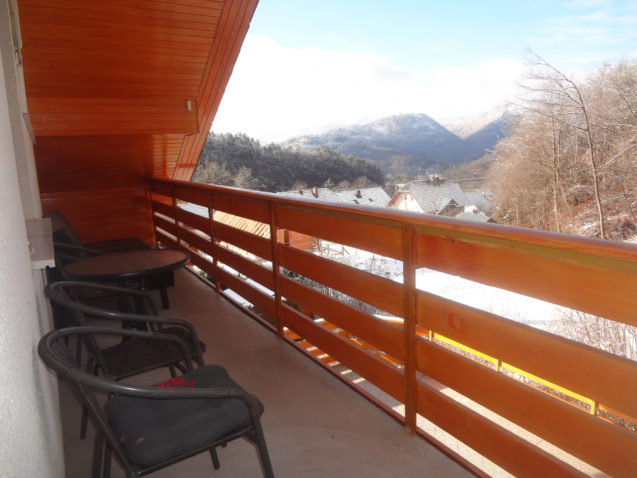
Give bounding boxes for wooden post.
[208,192,221,293]
[149,179,159,247]
[171,184,182,250]
[269,202,284,338]
[402,223,417,432]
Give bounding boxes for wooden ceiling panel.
[18,0,258,242]
[40,187,156,244]
[20,0,223,26]
[19,0,220,136]
[35,135,185,193]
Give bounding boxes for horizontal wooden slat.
[215,246,274,291]
[151,200,173,218]
[179,227,212,256]
[177,208,209,234]
[213,193,270,223]
[279,245,403,316]
[20,0,223,23]
[41,186,154,244]
[416,234,637,327]
[276,205,403,260]
[22,21,215,47]
[417,290,637,418]
[31,119,197,136]
[150,181,175,199]
[281,304,405,402]
[217,267,275,318]
[416,381,586,478]
[19,2,222,34]
[174,186,210,208]
[280,276,404,361]
[417,340,637,476]
[186,249,215,277]
[155,229,178,249]
[213,221,272,261]
[153,214,177,236]
[28,97,195,114]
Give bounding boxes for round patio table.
[64,249,189,308]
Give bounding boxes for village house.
[387,177,494,221]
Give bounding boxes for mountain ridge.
[283,111,510,176]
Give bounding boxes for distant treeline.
[192,132,386,192]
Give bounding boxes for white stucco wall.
[391,192,424,213]
[0,1,65,476]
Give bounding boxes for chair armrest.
[45,282,203,362]
[53,242,104,256]
[43,327,256,413]
[152,317,205,365]
[72,369,261,415]
[46,281,159,316]
[40,327,195,376]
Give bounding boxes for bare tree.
[551,310,637,361]
[523,53,607,238]
[192,161,234,186]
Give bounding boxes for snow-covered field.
[214,241,568,330]
[317,242,566,330]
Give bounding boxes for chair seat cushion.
[105,365,263,467]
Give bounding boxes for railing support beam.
[402,223,417,432]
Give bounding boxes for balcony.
[3,2,636,475]
[128,177,637,477]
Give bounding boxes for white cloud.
[212,36,525,143]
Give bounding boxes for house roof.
[390,179,494,215]
[179,202,271,239]
[455,211,495,223]
[407,180,467,214]
[279,187,391,207]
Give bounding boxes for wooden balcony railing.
[150,177,637,477]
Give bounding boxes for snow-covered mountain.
[283,112,510,176]
[441,105,513,139]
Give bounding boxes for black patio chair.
[39,327,274,478]
[45,280,205,438]
[44,209,175,308]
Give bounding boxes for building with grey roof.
[278,187,391,207]
[388,178,494,219]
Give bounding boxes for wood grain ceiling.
[17,0,258,242]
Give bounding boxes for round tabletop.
[64,249,189,281]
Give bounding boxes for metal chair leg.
[103,445,112,478]
[81,359,99,439]
[209,447,221,470]
[253,423,274,478]
[92,433,103,478]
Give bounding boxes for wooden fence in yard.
[150,177,637,477]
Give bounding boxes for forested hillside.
[486,57,637,241]
[193,132,385,191]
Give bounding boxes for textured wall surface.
[0,2,64,475]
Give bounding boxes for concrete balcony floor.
[58,269,472,477]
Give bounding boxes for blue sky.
[212,0,637,143]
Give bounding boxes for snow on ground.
[320,242,566,330]
[211,240,569,330]
[415,267,566,329]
